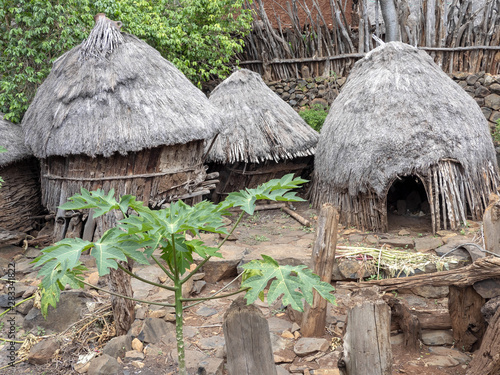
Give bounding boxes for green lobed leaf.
[59,188,119,217]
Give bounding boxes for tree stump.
[223,297,277,375]
[468,307,500,375]
[302,204,339,337]
[448,285,485,351]
[344,300,392,375]
[384,295,421,351]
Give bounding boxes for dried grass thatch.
[311,42,500,232]
[22,16,222,159]
[206,69,318,164]
[0,115,43,232]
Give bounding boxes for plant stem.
[171,234,187,375]
[151,254,175,280]
[80,279,175,308]
[117,263,176,291]
[0,295,34,320]
[181,287,248,303]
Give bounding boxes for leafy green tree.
[0,0,253,123]
[32,175,335,375]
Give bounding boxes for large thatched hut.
[22,14,223,241]
[311,42,500,233]
[0,115,43,232]
[206,69,319,201]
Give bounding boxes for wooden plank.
[468,307,500,375]
[344,300,392,375]
[223,297,277,375]
[301,204,339,337]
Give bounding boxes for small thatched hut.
[0,115,43,232]
[22,14,223,241]
[311,42,500,233]
[206,69,319,201]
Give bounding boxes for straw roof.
[206,69,319,164]
[0,114,31,167]
[314,41,499,197]
[22,15,223,159]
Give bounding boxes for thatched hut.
[311,42,500,233]
[22,14,223,241]
[206,69,319,201]
[0,115,43,232]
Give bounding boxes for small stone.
[485,93,500,110]
[421,330,454,346]
[414,237,444,252]
[482,296,500,323]
[192,272,205,281]
[473,279,500,299]
[379,237,414,249]
[291,322,300,333]
[139,317,175,344]
[102,335,132,359]
[131,338,143,352]
[193,280,206,294]
[338,259,371,279]
[411,285,449,298]
[198,336,225,350]
[398,229,411,236]
[131,360,145,368]
[294,337,329,356]
[428,346,471,364]
[276,365,292,375]
[148,309,167,318]
[196,306,218,317]
[281,330,294,339]
[87,272,99,286]
[424,355,460,367]
[294,331,301,339]
[125,350,144,361]
[268,317,293,334]
[391,333,404,345]
[88,354,120,375]
[16,298,34,315]
[365,235,379,245]
[28,337,60,365]
[74,361,91,373]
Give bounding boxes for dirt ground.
[0,201,481,375]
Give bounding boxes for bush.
[299,104,329,132]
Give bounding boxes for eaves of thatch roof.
[22,16,223,159]
[0,115,31,167]
[206,69,319,164]
[315,41,499,197]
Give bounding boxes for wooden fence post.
[223,297,277,375]
[344,300,392,375]
[468,307,500,375]
[301,203,339,337]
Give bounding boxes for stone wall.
[266,72,500,156]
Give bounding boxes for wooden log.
[448,286,485,351]
[110,262,136,336]
[468,307,500,375]
[337,257,500,292]
[229,203,286,212]
[384,295,420,351]
[301,204,339,337]
[344,300,392,375]
[282,206,311,227]
[223,296,277,375]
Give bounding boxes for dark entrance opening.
[386,175,431,232]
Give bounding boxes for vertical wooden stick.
[301,203,339,337]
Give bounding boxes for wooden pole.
[301,204,339,337]
[344,300,392,375]
[468,307,500,375]
[223,297,277,375]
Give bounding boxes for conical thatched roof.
[0,114,31,167]
[206,69,319,164]
[22,15,222,159]
[314,41,499,198]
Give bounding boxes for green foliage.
[299,103,329,132]
[0,0,253,122]
[494,119,500,143]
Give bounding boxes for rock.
[148,309,167,318]
[131,360,145,369]
[198,336,225,350]
[0,294,16,308]
[23,291,91,332]
[16,298,34,315]
[391,333,404,345]
[414,237,444,252]
[131,265,168,300]
[475,85,490,98]
[482,107,493,120]
[198,357,224,374]
[88,354,120,375]
[276,365,291,375]
[338,259,371,279]
[131,338,143,352]
[421,330,454,346]
[411,285,449,298]
[473,278,500,299]
[87,272,99,286]
[0,229,25,247]
[481,296,500,323]
[294,337,329,356]
[424,355,460,367]
[485,93,500,110]
[466,74,479,85]
[268,317,293,334]
[27,337,60,365]
[490,82,500,94]
[22,285,37,299]
[15,259,34,274]
[24,247,41,259]
[398,229,411,236]
[103,335,132,359]
[348,233,365,243]
[291,322,300,333]
[379,237,414,249]
[316,350,342,368]
[428,346,471,364]
[193,280,206,294]
[200,245,245,282]
[281,330,294,339]
[196,306,218,317]
[139,318,175,344]
[243,244,311,268]
[365,235,379,245]
[270,332,290,352]
[124,350,144,361]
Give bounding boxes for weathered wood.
[283,206,311,227]
[468,307,500,375]
[483,194,500,255]
[229,203,286,212]
[110,262,135,336]
[384,295,420,351]
[344,300,392,375]
[448,286,485,351]
[223,297,277,375]
[337,257,500,292]
[302,204,339,337]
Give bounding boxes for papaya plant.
[32,174,336,375]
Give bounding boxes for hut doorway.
[386,175,431,232]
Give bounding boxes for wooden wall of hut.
[239,0,500,80]
[209,156,313,202]
[0,158,43,232]
[41,141,210,241]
